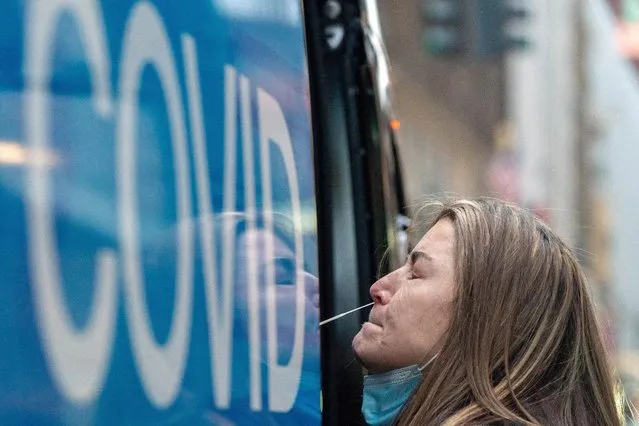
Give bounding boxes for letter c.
[25,0,117,403]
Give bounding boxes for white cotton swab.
[319,302,375,326]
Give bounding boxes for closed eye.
[408,250,432,279]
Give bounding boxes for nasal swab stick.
[319,302,374,326]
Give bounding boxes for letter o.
[116,1,194,408]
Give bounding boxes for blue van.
[0,0,408,423]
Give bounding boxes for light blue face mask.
[361,356,437,426]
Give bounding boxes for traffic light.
[421,0,463,56]
[471,0,530,57]
[421,0,531,58]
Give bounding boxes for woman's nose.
[369,275,392,305]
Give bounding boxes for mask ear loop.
[418,353,439,372]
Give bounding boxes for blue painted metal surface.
[0,0,320,424]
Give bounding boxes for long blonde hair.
[396,198,623,425]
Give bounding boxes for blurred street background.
[379,0,639,415]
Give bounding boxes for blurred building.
[506,0,581,246]
[584,0,639,415]
[376,0,504,203]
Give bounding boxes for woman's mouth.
[367,310,382,327]
[361,321,382,336]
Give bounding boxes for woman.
[352,198,624,425]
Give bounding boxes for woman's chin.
[352,331,377,370]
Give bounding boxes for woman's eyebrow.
[409,250,434,266]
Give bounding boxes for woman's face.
[352,218,457,373]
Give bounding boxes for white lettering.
[182,35,236,410]
[258,88,305,412]
[240,74,262,411]
[218,64,239,408]
[25,0,310,412]
[25,0,117,403]
[117,1,194,409]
